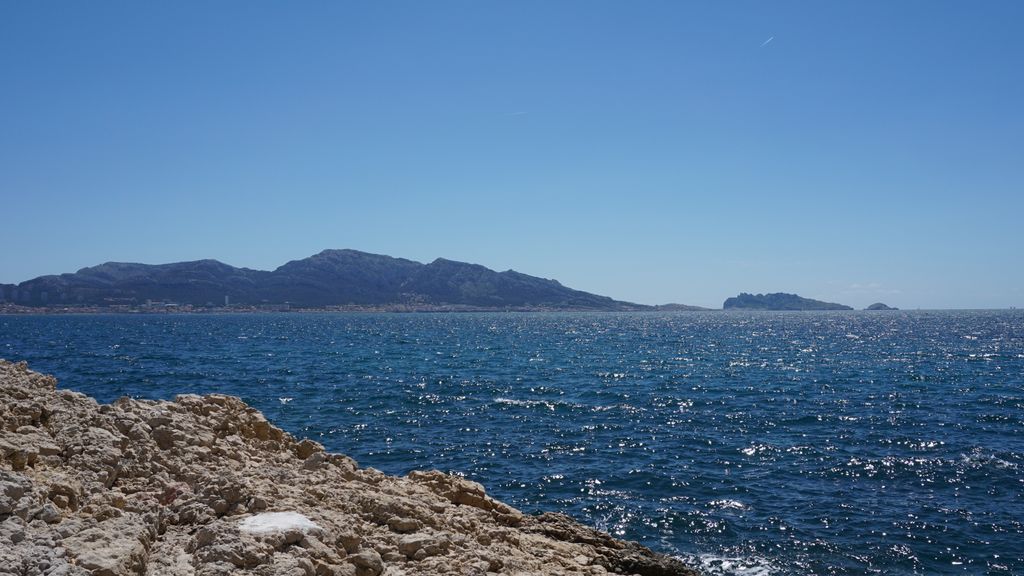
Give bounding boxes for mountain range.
[0,250,655,311]
[1,251,873,312]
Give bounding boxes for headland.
[0,360,699,576]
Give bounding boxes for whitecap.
[678,553,779,576]
[740,443,775,456]
[494,397,556,411]
[708,499,749,511]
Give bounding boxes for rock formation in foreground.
[0,360,699,576]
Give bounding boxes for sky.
[1,1,1022,309]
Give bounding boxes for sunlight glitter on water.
[1,310,1022,575]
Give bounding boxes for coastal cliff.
[0,360,698,576]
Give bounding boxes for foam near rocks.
[239,511,322,534]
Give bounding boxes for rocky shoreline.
[0,360,700,576]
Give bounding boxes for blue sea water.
[1,311,1022,575]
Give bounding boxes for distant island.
[865,302,898,310]
[650,303,714,312]
[0,249,704,313]
[723,292,854,311]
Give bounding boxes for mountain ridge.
[0,250,654,311]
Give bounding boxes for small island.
[865,302,898,310]
[650,303,713,312]
[723,292,853,311]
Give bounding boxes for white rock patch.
[238,512,321,534]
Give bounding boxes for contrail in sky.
[760,36,774,48]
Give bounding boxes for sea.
[1,310,1021,575]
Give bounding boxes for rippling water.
[2,311,1022,575]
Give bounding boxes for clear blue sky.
[2,1,1022,309]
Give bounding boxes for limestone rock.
[0,359,701,576]
[348,549,383,576]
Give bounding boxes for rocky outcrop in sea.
[0,360,699,576]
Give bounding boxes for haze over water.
[2,310,1021,575]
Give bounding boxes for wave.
[493,397,558,411]
[679,553,779,576]
[708,499,750,511]
[492,397,642,413]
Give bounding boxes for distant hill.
[650,303,713,311]
[0,250,659,311]
[865,302,898,310]
[723,292,853,311]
